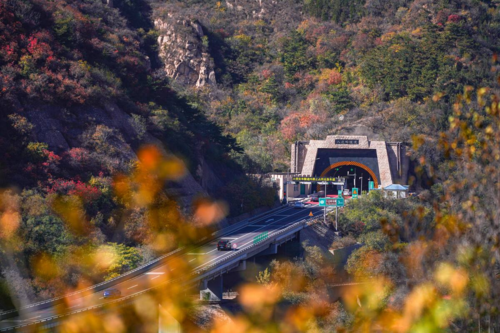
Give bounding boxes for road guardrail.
[0,209,325,332]
[0,204,291,320]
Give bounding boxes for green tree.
[22,215,73,256]
[100,243,143,281]
[280,31,312,79]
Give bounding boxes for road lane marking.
[11,209,294,318]
[194,208,324,270]
[145,272,164,275]
[127,285,138,290]
[9,206,327,326]
[239,211,324,249]
[217,206,295,235]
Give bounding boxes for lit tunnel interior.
[317,163,378,195]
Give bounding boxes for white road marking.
[220,237,238,240]
[194,208,323,270]
[9,207,323,325]
[145,272,165,275]
[127,285,138,290]
[217,206,295,235]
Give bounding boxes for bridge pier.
[200,275,223,301]
[256,243,278,257]
[232,260,246,272]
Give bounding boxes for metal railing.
[213,204,288,238]
[194,213,326,277]
[195,219,310,275]
[0,205,290,319]
[0,212,325,332]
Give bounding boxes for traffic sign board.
[352,187,359,198]
[338,190,343,197]
[368,181,374,190]
[319,198,337,207]
[253,232,268,244]
[336,197,345,207]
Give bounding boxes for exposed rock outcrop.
[223,0,303,30]
[155,17,216,88]
[22,103,229,219]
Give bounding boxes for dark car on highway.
[103,288,121,299]
[217,240,232,251]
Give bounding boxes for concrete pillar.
[232,260,246,272]
[257,243,278,257]
[199,275,223,301]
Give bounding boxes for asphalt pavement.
[0,203,325,330]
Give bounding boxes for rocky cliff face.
[155,17,216,88]
[225,0,273,19]
[22,103,227,221]
[224,0,303,30]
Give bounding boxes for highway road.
[0,203,327,331]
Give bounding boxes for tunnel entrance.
[318,162,378,194]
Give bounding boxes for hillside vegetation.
[1,0,500,332]
[157,0,500,173]
[0,0,274,308]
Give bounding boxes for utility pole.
[324,182,327,224]
[324,203,326,225]
[286,169,289,205]
[335,205,338,231]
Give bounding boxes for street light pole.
[359,176,363,195]
[286,169,289,205]
[323,182,327,224]
[335,205,338,231]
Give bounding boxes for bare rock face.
[225,0,272,19]
[155,17,216,88]
[224,0,302,31]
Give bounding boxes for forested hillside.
[0,0,275,309]
[1,0,500,331]
[156,0,500,173]
[148,2,500,330]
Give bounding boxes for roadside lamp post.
[286,168,290,205]
[359,176,363,195]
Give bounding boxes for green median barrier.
[253,231,268,245]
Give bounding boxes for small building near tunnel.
[289,135,410,197]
